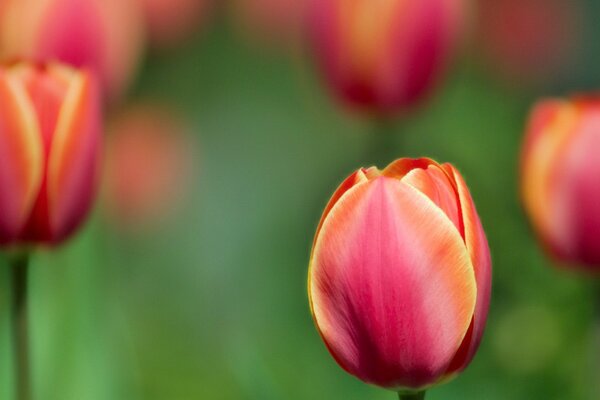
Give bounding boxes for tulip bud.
[138,0,212,48]
[309,0,467,114]
[521,98,600,268]
[0,0,145,101]
[0,62,102,246]
[308,158,491,390]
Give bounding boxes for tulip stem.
[11,254,31,400]
[367,118,398,166]
[398,391,426,400]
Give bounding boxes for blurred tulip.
[308,158,491,390]
[138,0,212,48]
[104,103,197,231]
[309,0,467,114]
[476,0,582,86]
[0,62,102,246]
[0,0,145,101]
[522,97,600,268]
[231,0,306,49]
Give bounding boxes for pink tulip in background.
[522,97,600,268]
[104,102,197,230]
[309,0,467,114]
[0,0,145,101]
[0,62,102,246]
[308,158,491,390]
[138,0,212,48]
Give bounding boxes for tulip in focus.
[309,0,467,114]
[308,158,491,392]
[104,103,197,231]
[0,62,102,246]
[0,0,145,101]
[138,0,212,48]
[522,97,600,268]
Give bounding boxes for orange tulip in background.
[309,158,491,390]
[0,0,145,101]
[309,0,467,114]
[522,97,600,268]
[104,102,197,231]
[138,0,213,48]
[0,62,102,246]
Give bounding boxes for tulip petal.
[401,166,463,236]
[382,157,437,179]
[442,164,492,375]
[0,71,43,244]
[310,177,476,389]
[47,70,101,242]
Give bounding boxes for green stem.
[366,118,399,167]
[11,254,31,400]
[398,391,426,400]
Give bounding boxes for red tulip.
[138,0,212,48]
[104,102,197,230]
[0,0,145,101]
[522,97,600,268]
[0,62,102,246]
[308,158,491,390]
[309,0,467,114]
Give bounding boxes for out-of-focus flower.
[522,97,600,268]
[0,61,102,246]
[309,0,467,114]
[138,0,212,48]
[308,158,491,390]
[230,0,306,49]
[0,0,145,101]
[104,102,198,231]
[476,0,582,86]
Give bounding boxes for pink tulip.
[104,102,197,230]
[308,158,491,390]
[309,0,467,114]
[138,0,212,48]
[0,62,102,246]
[522,97,600,268]
[0,0,145,101]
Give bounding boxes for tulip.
[104,102,197,230]
[0,0,145,101]
[137,0,212,48]
[0,61,102,246]
[308,158,491,391]
[521,97,600,268]
[309,0,467,114]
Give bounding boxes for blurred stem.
[11,254,31,400]
[366,118,398,167]
[398,391,426,400]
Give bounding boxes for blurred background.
[1,0,600,399]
